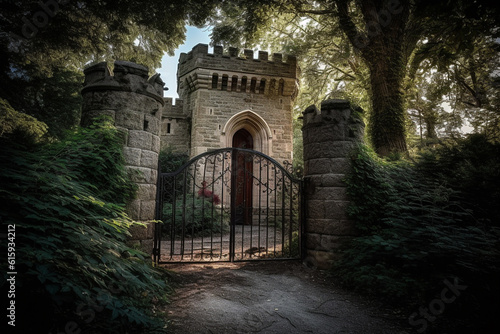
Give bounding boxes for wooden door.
[232,129,253,225]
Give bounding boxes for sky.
[157,26,212,99]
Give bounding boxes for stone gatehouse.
[80,44,362,269]
[160,44,300,164]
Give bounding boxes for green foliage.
[0,119,171,333]
[0,69,84,140]
[1,0,220,139]
[0,97,48,143]
[158,146,189,173]
[416,134,500,226]
[283,231,300,258]
[45,116,137,205]
[336,143,500,329]
[163,194,229,238]
[210,1,500,156]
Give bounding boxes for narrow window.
[166,123,171,134]
[241,76,247,92]
[250,77,257,93]
[221,74,228,91]
[211,73,218,89]
[143,119,149,131]
[259,79,266,94]
[270,79,277,95]
[231,76,238,91]
[278,79,285,95]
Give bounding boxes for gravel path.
[162,261,410,334]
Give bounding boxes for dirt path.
[162,261,409,334]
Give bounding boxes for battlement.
[162,97,184,115]
[178,44,298,79]
[302,99,364,141]
[82,61,165,105]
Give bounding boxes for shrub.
[0,97,48,144]
[0,118,172,333]
[158,146,189,173]
[335,143,500,332]
[162,194,229,238]
[416,134,500,226]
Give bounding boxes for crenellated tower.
[161,44,300,164]
[81,61,164,253]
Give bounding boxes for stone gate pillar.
[302,99,364,269]
[81,61,165,253]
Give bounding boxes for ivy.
[0,119,171,333]
[336,142,500,330]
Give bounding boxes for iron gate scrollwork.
[153,148,304,264]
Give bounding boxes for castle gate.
[153,148,303,264]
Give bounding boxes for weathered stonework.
[161,44,299,165]
[81,61,164,253]
[302,99,364,269]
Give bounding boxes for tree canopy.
[1,0,498,149]
[0,0,220,138]
[209,0,500,155]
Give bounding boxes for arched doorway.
[232,129,253,225]
[222,110,272,156]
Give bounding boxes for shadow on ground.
[162,261,410,334]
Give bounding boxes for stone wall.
[160,98,191,155]
[170,43,299,165]
[302,99,364,269]
[81,61,164,253]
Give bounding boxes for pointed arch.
[221,110,273,155]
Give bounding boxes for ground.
[162,261,410,333]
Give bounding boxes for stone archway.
[221,110,272,155]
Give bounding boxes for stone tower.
[81,61,164,252]
[161,44,300,163]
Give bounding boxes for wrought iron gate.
[153,148,303,264]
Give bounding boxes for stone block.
[137,184,157,201]
[324,200,350,220]
[306,200,325,219]
[305,233,322,250]
[319,235,342,251]
[151,135,161,153]
[303,141,352,160]
[326,157,350,174]
[123,147,142,167]
[128,130,153,150]
[140,150,159,169]
[306,219,331,235]
[126,166,158,184]
[313,219,357,236]
[305,158,349,175]
[145,114,161,135]
[308,187,347,201]
[140,200,156,220]
[115,109,143,130]
[126,200,141,221]
[321,174,346,187]
[304,158,331,175]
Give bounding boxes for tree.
[209,0,500,156]
[0,0,220,138]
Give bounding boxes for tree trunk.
[337,0,410,156]
[367,53,408,156]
